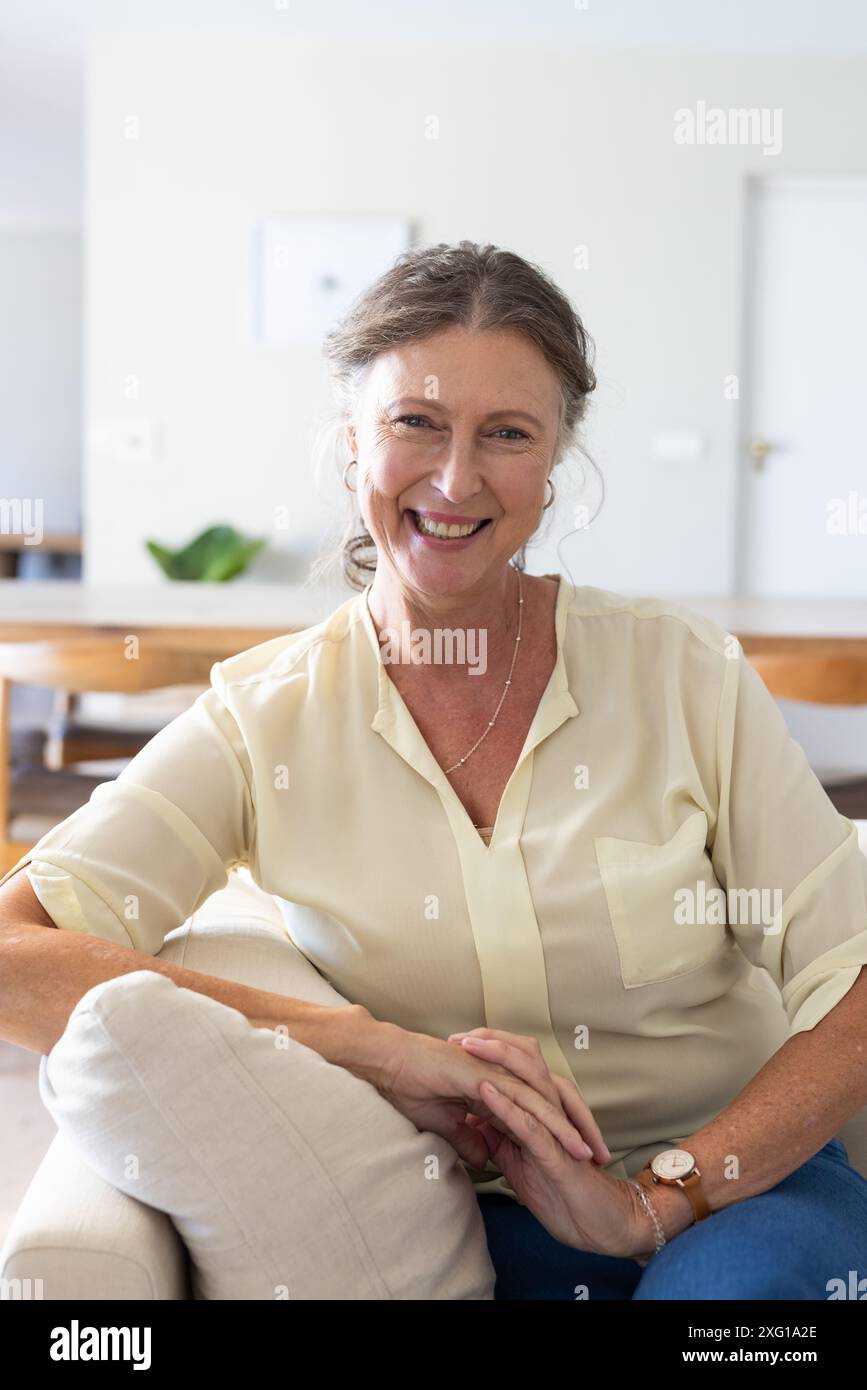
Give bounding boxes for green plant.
[145,525,267,582]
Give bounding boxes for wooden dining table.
[0,579,353,658]
[1,580,866,657]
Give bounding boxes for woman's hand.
[451,1027,648,1256]
[373,1021,611,1173]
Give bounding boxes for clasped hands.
[443,1025,655,1260]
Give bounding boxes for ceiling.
[2,0,867,52]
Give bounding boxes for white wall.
[0,229,82,535]
[84,35,867,594]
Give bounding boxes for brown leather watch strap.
[680,1169,710,1222]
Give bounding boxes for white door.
[737,177,867,596]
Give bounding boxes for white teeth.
[413,513,487,539]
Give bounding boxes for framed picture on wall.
[251,214,411,347]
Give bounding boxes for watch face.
[651,1148,696,1181]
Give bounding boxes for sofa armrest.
[1,867,338,1301]
[0,1129,190,1300]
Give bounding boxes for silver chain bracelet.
[627,1178,667,1267]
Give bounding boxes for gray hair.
[309,239,599,591]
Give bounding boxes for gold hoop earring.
[542,477,555,510]
[342,459,358,493]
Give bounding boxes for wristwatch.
[645,1147,710,1223]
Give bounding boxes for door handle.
[748,438,774,471]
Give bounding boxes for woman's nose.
[427,441,486,502]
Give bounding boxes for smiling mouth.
[409,511,492,539]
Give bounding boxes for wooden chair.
[748,651,867,818]
[0,636,226,877]
[44,686,164,770]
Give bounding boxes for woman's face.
[345,325,561,599]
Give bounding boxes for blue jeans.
[477,1138,867,1300]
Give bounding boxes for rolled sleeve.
[710,644,867,1036]
[0,663,255,955]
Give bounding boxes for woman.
[3,241,867,1301]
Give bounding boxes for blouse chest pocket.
[594,810,728,989]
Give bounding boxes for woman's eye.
[394,416,527,442]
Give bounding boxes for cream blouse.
[5,574,867,1199]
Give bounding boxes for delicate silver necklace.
[444,565,523,775]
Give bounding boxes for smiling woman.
[4,240,867,1305]
[310,239,599,594]
[347,325,569,604]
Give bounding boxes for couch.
[4,830,867,1300]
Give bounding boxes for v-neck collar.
[356,570,580,850]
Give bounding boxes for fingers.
[550,1074,611,1164]
[469,1117,524,1189]
[448,1029,612,1166]
[476,1067,592,1161]
[457,1034,554,1099]
[458,1037,604,1163]
[477,1080,564,1169]
[449,1027,538,1055]
[447,1116,493,1169]
[455,1032,562,1114]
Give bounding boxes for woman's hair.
[309,239,600,591]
